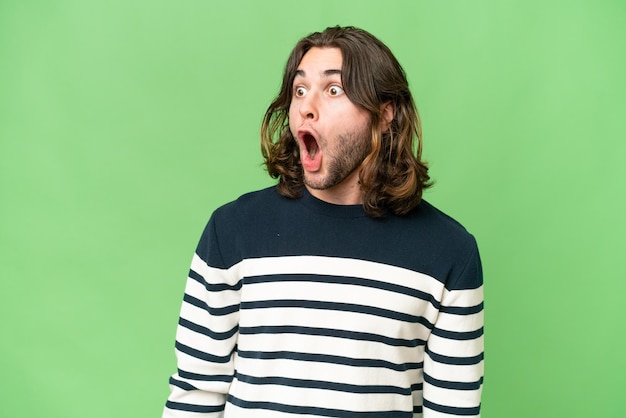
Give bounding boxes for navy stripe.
[245,274,441,309]
[168,376,197,391]
[431,326,483,341]
[178,368,233,383]
[183,293,239,316]
[165,401,224,413]
[189,268,242,292]
[175,341,234,364]
[423,372,483,391]
[423,398,480,416]
[240,300,434,328]
[237,350,422,372]
[239,325,425,348]
[179,317,238,340]
[440,302,483,315]
[235,372,412,395]
[426,346,484,366]
[227,394,412,417]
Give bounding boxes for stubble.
[304,125,371,191]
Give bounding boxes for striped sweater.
[163,187,484,417]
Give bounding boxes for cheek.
[356,109,372,131]
[288,104,298,134]
[288,101,298,118]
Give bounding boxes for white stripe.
[426,333,483,358]
[191,254,241,286]
[441,286,483,307]
[167,374,230,403]
[424,381,482,409]
[224,402,321,418]
[174,348,234,372]
[422,405,479,418]
[234,355,422,388]
[434,310,483,333]
[239,307,431,342]
[176,325,237,357]
[424,351,484,383]
[183,276,241,309]
[239,256,444,297]
[228,378,413,411]
[241,280,439,322]
[178,302,238,334]
[238,331,423,366]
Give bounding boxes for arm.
[423,245,484,417]
[163,215,242,417]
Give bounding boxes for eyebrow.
[294,69,342,78]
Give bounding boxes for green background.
[1,1,624,417]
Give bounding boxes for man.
[163,26,483,417]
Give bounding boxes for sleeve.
[163,214,242,417]
[422,243,484,417]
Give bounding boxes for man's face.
[288,47,371,204]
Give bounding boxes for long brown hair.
[261,26,431,217]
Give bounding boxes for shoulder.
[383,200,481,289]
[195,187,285,267]
[213,186,285,220]
[210,185,293,240]
[394,199,477,252]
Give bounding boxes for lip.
[296,127,318,142]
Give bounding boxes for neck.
[305,171,364,205]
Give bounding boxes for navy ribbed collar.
[298,187,368,219]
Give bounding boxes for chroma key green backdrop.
[1,1,624,417]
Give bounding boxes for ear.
[380,101,394,132]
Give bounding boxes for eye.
[328,85,344,96]
[294,86,307,97]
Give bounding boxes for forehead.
[295,47,343,77]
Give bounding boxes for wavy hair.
[261,26,431,217]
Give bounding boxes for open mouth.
[297,129,322,172]
[302,133,319,158]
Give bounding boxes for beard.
[304,124,371,191]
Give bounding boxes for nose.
[298,91,319,121]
